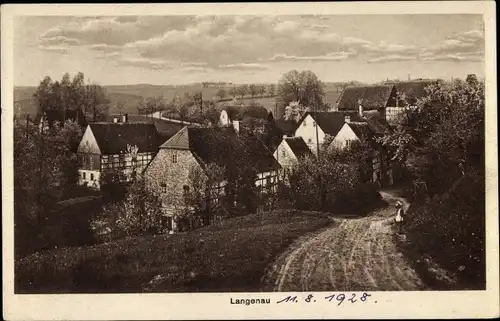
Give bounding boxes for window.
[345,140,352,148]
[102,155,108,163]
[90,173,94,181]
[183,185,190,194]
[172,153,178,163]
[313,121,316,127]
[303,120,307,127]
[281,149,286,158]
[308,138,312,144]
[82,172,86,180]
[89,155,94,169]
[161,183,167,193]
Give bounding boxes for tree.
[277,70,326,116]
[229,86,237,99]
[202,103,220,126]
[237,85,248,99]
[14,119,83,257]
[267,83,276,97]
[258,85,266,97]
[216,88,226,101]
[377,75,484,194]
[283,101,307,123]
[84,84,110,122]
[193,91,203,113]
[94,176,164,239]
[249,84,258,98]
[185,163,225,226]
[117,100,125,115]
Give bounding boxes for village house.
[336,80,438,123]
[294,110,364,154]
[77,114,164,189]
[144,124,281,231]
[330,110,394,186]
[273,136,314,170]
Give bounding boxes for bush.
[91,177,166,241]
[405,171,485,289]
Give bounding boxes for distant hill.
[14,82,346,118]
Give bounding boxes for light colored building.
[273,136,314,169]
[294,111,364,154]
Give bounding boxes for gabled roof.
[89,122,162,154]
[275,118,297,135]
[285,137,314,159]
[161,126,281,173]
[391,80,439,105]
[106,114,184,141]
[348,122,374,140]
[337,85,397,110]
[298,111,364,136]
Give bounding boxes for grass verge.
[16,209,331,293]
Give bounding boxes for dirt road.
[264,191,426,291]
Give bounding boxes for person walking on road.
[394,201,405,234]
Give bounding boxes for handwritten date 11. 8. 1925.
[276,293,373,306]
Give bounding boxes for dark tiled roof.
[106,114,184,142]
[275,118,298,135]
[285,137,313,159]
[299,111,364,136]
[337,85,397,110]
[392,80,439,105]
[89,122,162,154]
[161,126,281,173]
[348,122,373,139]
[362,110,390,134]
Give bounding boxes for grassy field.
[15,209,332,293]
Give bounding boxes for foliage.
[92,176,165,240]
[14,119,84,258]
[33,72,110,125]
[404,171,485,289]
[277,70,327,116]
[377,74,484,195]
[216,88,226,101]
[282,143,380,214]
[284,101,307,123]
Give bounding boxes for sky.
[14,14,485,86]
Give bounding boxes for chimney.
[345,115,351,123]
[113,116,119,123]
[122,113,128,123]
[358,103,363,117]
[232,120,240,133]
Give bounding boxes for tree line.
[33,72,110,127]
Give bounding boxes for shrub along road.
[263,191,427,291]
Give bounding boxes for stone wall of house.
[144,148,201,218]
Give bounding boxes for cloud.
[368,54,418,63]
[37,45,69,54]
[116,56,174,70]
[420,28,484,62]
[217,63,269,71]
[34,15,485,69]
[265,52,351,62]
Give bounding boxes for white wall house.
[294,114,326,154]
[330,121,362,150]
[273,136,313,169]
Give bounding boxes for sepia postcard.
[2,2,498,320]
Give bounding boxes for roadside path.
[265,191,426,291]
